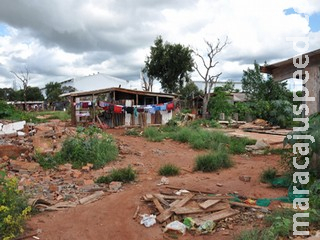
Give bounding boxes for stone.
[239,175,251,182]
[109,181,122,192]
[9,160,41,173]
[216,183,223,187]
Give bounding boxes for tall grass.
[158,164,180,176]
[35,127,118,169]
[95,166,136,183]
[143,127,166,142]
[195,149,233,172]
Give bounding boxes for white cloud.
[0,0,319,90]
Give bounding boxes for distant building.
[193,80,242,92]
[60,73,130,92]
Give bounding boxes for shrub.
[260,168,277,184]
[264,209,294,237]
[96,166,136,183]
[34,152,60,169]
[35,127,118,169]
[158,164,180,176]
[143,127,165,142]
[229,137,256,154]
[0,171,32,240]
[310,180,320,209]
[195,150,233,172]
[57,133,118,169]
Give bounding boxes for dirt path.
[26,129,288,240]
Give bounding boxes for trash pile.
[139,187,272,236]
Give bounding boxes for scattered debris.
[157,176,169,186]
[109,181,122,192]
[79,191,105,205]
[164,220,187,235]
[140,214,157,227]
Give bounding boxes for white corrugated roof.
[62,73,130,92]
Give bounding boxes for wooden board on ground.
[173,202,229,215]
[229,201,269,211]
[193,208,239,225]
[152,198,164,213]
[199,199,221,209]
[156,193,195,223]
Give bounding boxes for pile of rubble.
[0,120,124,212]
[138,187,270,235]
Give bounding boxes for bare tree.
[11,66,30,110]
[193,37,229,118]
[140,69,153,92]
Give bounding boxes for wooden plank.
[79,191,104,205]
[166,185,217,195]
[173,207,204,215]
[153,194,232,201]
[229,201,269,211]
[156,193,195,223]
[133,205,140,219]
[174,202,229,215]
[193,208,239,225]
[153,194,170,207]
[199,199,221,209]
[152,198,164,213]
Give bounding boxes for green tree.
[242,61,290,102]
[241,62,293,127]
[26,87,44,101]
[45,82,63,105]
[208,84,234,120]
[143,36,194,93]
[179,82,203,100]
[0,88,16,101]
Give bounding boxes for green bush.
[195,149,233,172]
[35,127,118,169]
[229,137,256,154]
[96,166,136,183]
[260,168,277,184]
[0,171,31,240]
[158,164,180,176]
[264,209,294,237]
[143,127,165,142]
[310,180,320,209]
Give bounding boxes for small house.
[61,87,177,128]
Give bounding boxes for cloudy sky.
[0,0,319,91]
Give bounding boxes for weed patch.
[0,171,31,240]
[260,168,277,184]
[143,127,166,142]
[195,149,233,172]
[96,166,136,183]
[35,126,118,169]
[235,228,275,240]
[159,164,180,176]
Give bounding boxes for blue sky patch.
[309,13,320,32]
[285,8,320,32]
[0,23,9,36]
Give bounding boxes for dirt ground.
[25,128,288,240]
